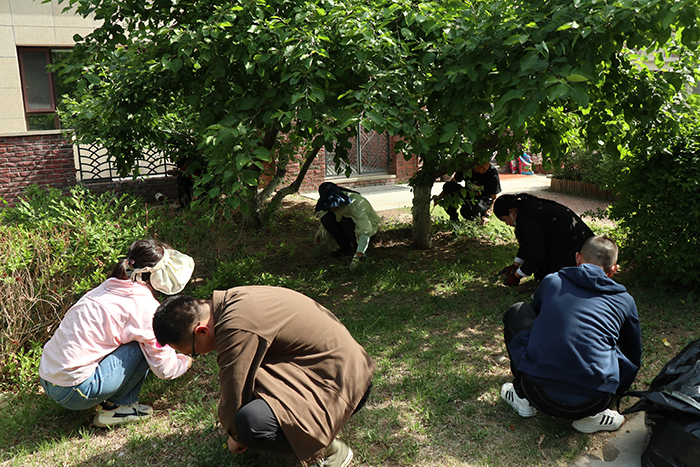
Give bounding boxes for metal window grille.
[326,125,390,177]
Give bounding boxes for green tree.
[58,0,389,225]
[57,0,700,246]
[355,0,700,247]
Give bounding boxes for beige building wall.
[0,0,98,135]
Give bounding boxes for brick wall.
[261,135,420,195]
[0,132,418,209]
[0,133,178,208]
[0,133,76,207]
[389,135,420,182]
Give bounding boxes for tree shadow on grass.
[70,427,300,467]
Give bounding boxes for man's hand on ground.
[227,437,248,454]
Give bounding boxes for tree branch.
[259,144,322,223]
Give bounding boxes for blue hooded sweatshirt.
[508,263,642,397]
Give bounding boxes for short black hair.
[579,236,618,270]
[153,295,200,346]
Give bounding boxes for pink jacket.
[39,278,189,387]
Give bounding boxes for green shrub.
[610,126,700,285]
[552,145,626,190]
[0,341,42,397]
[2,185,150,291]
[0,185,151,387]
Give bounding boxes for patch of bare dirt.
[257,197,474,273]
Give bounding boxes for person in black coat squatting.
[493,193,594,286]
[436,161,502,223]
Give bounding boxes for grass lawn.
[1,195,698,467]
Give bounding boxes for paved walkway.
[304,174,644,467]
[308,174,611,220]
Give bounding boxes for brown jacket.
[213,286,375,465]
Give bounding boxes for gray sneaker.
[93,403,152,427]
[315,439,353,467]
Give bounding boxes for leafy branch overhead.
[57,0,700,224]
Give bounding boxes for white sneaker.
[93,403,152,427]
[572,409,624,433]
[131,402,154,415]
[500,382,536,417]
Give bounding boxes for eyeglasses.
[190,322,200,359]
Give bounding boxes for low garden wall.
[550,178,618,201]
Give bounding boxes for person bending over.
[437,161,502,222]
[153,285,375,467]
[493,193,594,285]
[314,182,381,270]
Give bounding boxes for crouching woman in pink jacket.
[39,239,195,427]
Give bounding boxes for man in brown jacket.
[152,285,375,467]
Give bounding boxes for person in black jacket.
[493,193,594,285]
[500,236,641,433]
[436,161,502,222]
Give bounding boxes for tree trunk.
[260,145,321,224]
[242,142,322,228]
[412,182,433,249]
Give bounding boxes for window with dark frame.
[17,47,75,131]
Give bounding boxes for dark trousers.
[234,382,373,455]
[503,302,611,420]
[321,212,357,253]
[440,181,487,221]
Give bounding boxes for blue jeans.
[40,341,150,411]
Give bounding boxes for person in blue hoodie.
[499,236,641,433]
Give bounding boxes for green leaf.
[366,111,383,126]
[505,34,529,45]
[85,73,100,85]
[310,88,325,103]
[422,52,436,67]
[569,86,589,108]
[253,147,271,160]
[548,83,569,101]
[520,51,540,71]
[566,73,588,82]
[239,97,257,110]
[499,89,524,104]
[297,108,312,122]
[439,128,456,143]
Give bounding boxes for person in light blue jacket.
[500,236,642,434]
